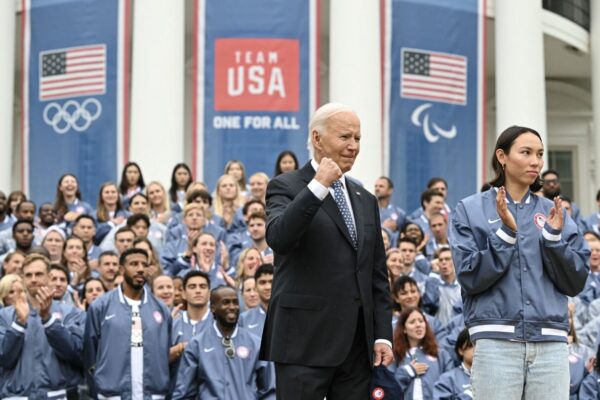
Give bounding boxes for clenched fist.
[314,157,343,188]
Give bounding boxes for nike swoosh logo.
[248,323,259,329]
[203,347,215,353]
[487,218,501,224]
[104,314,116,321]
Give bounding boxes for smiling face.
[147,183,165,207]
[194,233,216,260]
[242,277,259,309]
[152,275,174,307]
[589,240,600,273]
[3,280,24,307]
[59,175,78,199]
[129,196,148,214]
[386,252,403,280]
[242,249,262,277]
[211,287,240,327]
[394,282,420,309]
[249,176,268,200]
[279,154,297,173]
[312,111,361,173]
[101,184,120,207]
[64,237,85,262]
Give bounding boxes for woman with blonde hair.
[0,274,25,307]
[234,247,263,286]
[224,160,248,198]
[133,236,163,283]
[249,172,269,203]
[94,182,128,244]
[146,181,172,225]
[213,174,244,232]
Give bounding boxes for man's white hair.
[307,102,357,158]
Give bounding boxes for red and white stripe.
[39,45,106,100]
[401,49,467,105]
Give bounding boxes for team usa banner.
[193,0,319,187]
[383,0,486,210]
[21,0,130,204]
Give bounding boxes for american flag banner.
[401,49,467,105]
[39,45,106,101]
[382,0,485,212]
[22,0,130,205]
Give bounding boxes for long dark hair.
[119,162,145,195]
[489,126,543,192]
[53,173,82,222]
[393,307,438,362]
[274,150,299,176]
[169,163,193,203]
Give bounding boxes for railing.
[543,0,590,30]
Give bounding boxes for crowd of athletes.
[1,152,600,399]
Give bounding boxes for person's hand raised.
[314,158,342,188]
[546,196,564,231]
[14,292,29,325]
[496,187,517,232]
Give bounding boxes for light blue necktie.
[331,180,358,249]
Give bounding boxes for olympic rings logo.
[43,98,102,134]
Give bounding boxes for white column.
[0,0,16,191]
[592,2,600,192]
[495,0,547,153]
[130,0,184,186]
[329,0,382,191]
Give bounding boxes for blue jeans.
[472,339,569,400]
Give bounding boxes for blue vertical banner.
[194,0,319,187]
[383,0,486,211]
[22,0,130,204]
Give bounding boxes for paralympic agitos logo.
[214,38,300,112]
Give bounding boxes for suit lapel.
[321,195,356,249]
[300,162,357,249]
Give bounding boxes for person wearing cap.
[172,285,275,399]
[0,253,85,398]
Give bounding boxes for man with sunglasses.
[542,169,582,226]
[172,285,275,399]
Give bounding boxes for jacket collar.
[117,283,148,305]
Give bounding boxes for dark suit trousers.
[275,308,371,400]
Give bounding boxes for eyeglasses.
[222,336,235,359]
